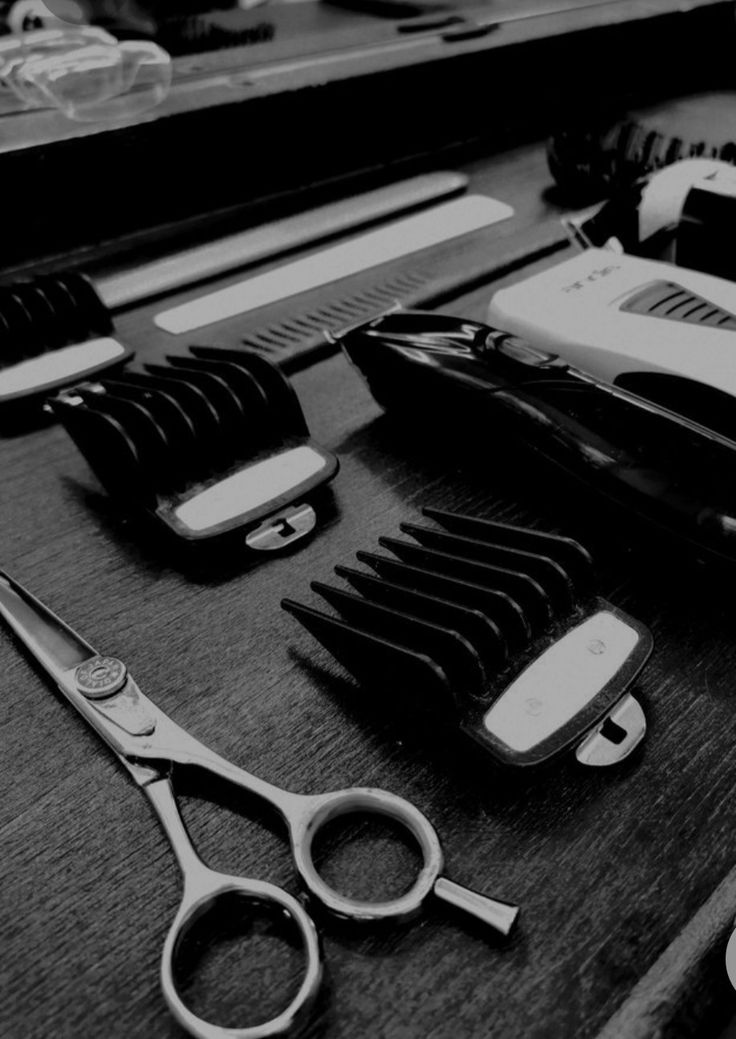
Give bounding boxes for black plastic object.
[283,508,652,768]
[49,347,339,554]
[0,273,130,419]
[338,309,736,568]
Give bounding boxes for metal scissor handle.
[287,787,519,933]
[289,787,442,921]
[0,570,517,1039]
[146,779,323,1039]
[166,746,520,937]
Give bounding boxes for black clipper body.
[50,347,338,555]
[339,310,736,568]
[284,509,652,769]
[0,273,131,422]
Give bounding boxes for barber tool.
[563,159,736,281]
[48,347,338,553]
[0,571,519,1039]
[547,93,736,200]
[284,508,651,769]
[97,172,470,310]
[488,249,736,437]
[337,310,736,567]
[635,159,736,278]
[0,272,130,419]
[153,195,513,335]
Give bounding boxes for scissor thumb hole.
[293,790,444,922]
[162,881,322,1039]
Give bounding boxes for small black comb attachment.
[57,386,156,505]
[283,510,652,768]
[142,365,225,451]
[422,508,595,590]
[0,273,130,420]
[50,347,339,550]
[0,273,113,369]
[190,346,309,438]
[166,356,265,441]
[53,349,306,501]
[102,376,198,490]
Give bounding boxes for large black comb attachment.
[284,509,652,768]
[49,347,338,552]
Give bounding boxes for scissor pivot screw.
[75,656,128,699]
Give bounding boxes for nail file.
[487,248,736,433]
[154,195,514,334]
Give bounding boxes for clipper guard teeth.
[49,346,338,553]
[284,508,652,768]
[0,273,130,418]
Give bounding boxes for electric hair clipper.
[339,310,736,567]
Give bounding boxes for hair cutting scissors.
[0,570,519,1039]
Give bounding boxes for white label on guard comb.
[174,445,328,532]
[154,195,514,334]
[483,611,639,752]
[0,338,125,399]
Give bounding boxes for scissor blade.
[0,571,97,684]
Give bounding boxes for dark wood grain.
[5,141,736,1039]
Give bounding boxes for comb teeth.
[283,509,596,720]
[0,274,112,367]
[49,346,312,504]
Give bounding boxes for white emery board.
[154,194,514,335]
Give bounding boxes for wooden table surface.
[4,142,736,1039]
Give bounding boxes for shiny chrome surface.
[245,503,317,552]
[0,569,519,1038]
[575,693,647,767]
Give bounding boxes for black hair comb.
[49,346,339,554]
[0,273,130,419]
[283,508,652,769]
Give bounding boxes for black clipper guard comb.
[0,273,130,419]
[283,508,652,769]
[49,346,339,553]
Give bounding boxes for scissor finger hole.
[171,890,310,1030]
[311,810,424,904]
[295,791,443,921]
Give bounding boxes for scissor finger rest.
[289,788,519,935]
[162,874,322,1039]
